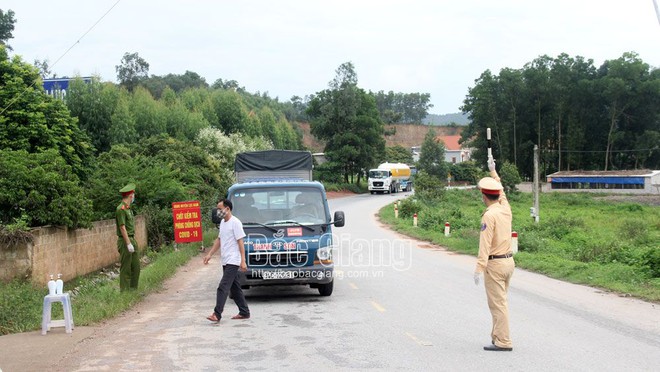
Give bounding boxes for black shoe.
[484,344,513,351]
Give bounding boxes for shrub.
[448,161,482,184]
[618,218,651,245]
[0,149,93,229]
[397,198,422,219]
[499,161,522,193]
[543,216,585,239]
[641,247,660,278]
[314,161,344,183]
[413,172,445,202]
[517,230,546,253]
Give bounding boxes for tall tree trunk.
[509,101,517,167]
[605,109,617,171]
[558,116,562,171]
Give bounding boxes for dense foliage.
[0,149,93,228]
[462,52,660,176]
[372,90,433,124]
[418,128,448,178]
[307,62,386,184]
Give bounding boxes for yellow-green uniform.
[116,201,140,291]
[476,176,515,349]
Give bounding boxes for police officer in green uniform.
[116,183,140,291]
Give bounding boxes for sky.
[3,0,660,114]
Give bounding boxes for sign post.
[172,201,203,248]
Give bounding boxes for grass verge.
[380,189,660,302]
[0,230,216,335]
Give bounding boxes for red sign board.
[172,201,202,243]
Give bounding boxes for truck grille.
[373,182,384,187]
[248,251,309,267]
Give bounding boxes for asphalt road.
[2,191,659,371]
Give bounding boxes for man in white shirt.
[204,199,250,322]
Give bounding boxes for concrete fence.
[0,216,147,286]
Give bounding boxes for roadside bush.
[518,229,546,253]
[417,203,479,232]
[448,161,482,184]
[543,216,585,239]
[314,161,344,183]
[618,218,651,245]
[324,182,366,193]
[397,198,422,219]
[572,239,622,263]
[413,172,445,202]
[0,149,93,229]
[499,161,522,193]
[641,247,660,278]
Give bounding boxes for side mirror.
[211,208,223,225]
[333,211,345,227]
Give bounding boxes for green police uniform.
[116,183,140,291]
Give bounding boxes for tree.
[307,62,385,183]
[384,145,413,164]
[0,149,93,228]
[372,90,433,124]
[462,52,660,175]
[211,89,248,134]
[116,52,149,92]
[109,90,138,145]
[498,161,522,193]
[0,9,15,51]
[33,59,55,79]
[142,70,209,98]
[66,77,119,153]
[418,128,447,178]
[0,46,94,180]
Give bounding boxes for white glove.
[474,272,482,286]
[487,156,496,172]
[127,243,135,253]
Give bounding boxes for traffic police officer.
[474,157,514,351]
[116,183,140,291]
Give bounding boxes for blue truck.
[212,150,345,296]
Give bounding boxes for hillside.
[297,122,463,152]
[423,112,470,125]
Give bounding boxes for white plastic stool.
[41,293,74,335]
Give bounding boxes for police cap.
[119,183,136,196]
[478,177,503,195]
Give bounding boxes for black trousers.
[214,264,250,319]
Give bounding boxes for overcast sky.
[3,0,660,114]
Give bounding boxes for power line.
[545,148,658,153]
[0,0,122,116]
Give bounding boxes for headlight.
[316,247,332,261]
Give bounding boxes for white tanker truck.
[368,162,412,194]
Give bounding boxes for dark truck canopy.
[235,150,313,182]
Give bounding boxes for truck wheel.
[318,280,333,296]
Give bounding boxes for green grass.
[0,230,216,335]
[382,190,660,302]
[323,182,368,194]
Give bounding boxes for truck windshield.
[369,170,389,179]
[231,188,327,225]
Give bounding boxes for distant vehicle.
[368,162,412,194]
[212,150,345,296]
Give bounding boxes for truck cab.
[213,150,344,296]
[368,162,412,194]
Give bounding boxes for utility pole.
[532,145,540,223]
